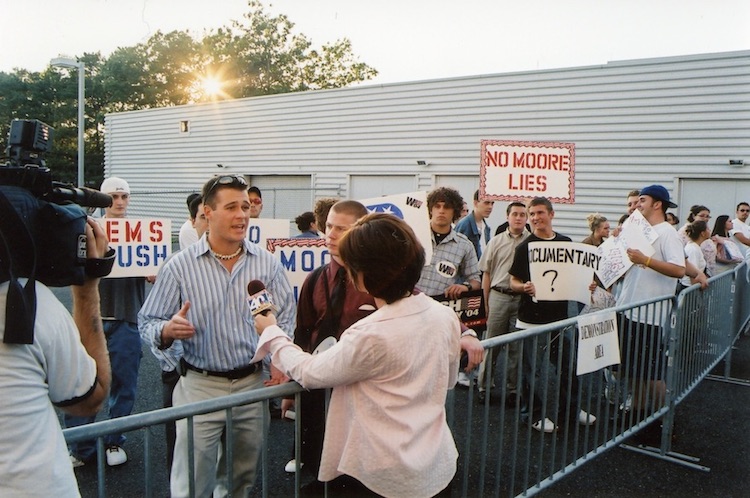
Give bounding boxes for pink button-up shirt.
[255,293,461,497]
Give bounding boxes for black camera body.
[1,119,112,288]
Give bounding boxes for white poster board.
[99,217,172,278]
[247,219,290,248]
[528,241,599,303]
[267,238,329,303]
[358,191,433,263]
[576,310,621,376]
[595,210,657,288]
[480,140,575,204]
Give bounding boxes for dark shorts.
[617,314,667,381]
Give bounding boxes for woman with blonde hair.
[582,213,610,247]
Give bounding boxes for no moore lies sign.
[479,140,575,204]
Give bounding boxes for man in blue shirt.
[139,174,295,498]
[455,189,494,259]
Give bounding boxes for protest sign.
[247,219,290,248]
[267,238,329,303]
[480,140,575,204]
[595,236,633,289]
[527,241,599,303]
[576,310,620,376]
[98,217,171,278]
[430,289,486,328]
[622,209,658,244]
[358,190,433,263]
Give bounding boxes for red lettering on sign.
[106,220,119,243]
[149,221,164,242]
[508,174,547,192]
[486,150,509,167]
[126,221,142,242]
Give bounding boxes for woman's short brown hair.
[338,213,425,304]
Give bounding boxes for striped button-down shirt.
[138,238,295,372]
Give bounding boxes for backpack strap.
[0,188,37,344]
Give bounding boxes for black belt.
[182,360,258,380]
[492,286,519,296]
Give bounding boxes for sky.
[2,0,749,85]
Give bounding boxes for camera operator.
[0,218,111,496]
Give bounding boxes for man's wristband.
[85,247,116,278]
[461,281,471,290]
[461,329,478,338]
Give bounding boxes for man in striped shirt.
[139,174,295,498]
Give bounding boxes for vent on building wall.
[180,120,190,134]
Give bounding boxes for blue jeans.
[65,320,142,460]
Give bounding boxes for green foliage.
[0,0,377,187]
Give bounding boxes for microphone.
[247,280,277,316]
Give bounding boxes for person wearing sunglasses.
[247,186,263,219]
[139,174,296,497]
[730,202,750,259]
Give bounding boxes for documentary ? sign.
[480,140,575,204]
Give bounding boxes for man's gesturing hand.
[161,301,195,348]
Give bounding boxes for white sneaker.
[457,372,472,388]
[284,459,303,473]
[532,418,556,433]
[105,445,127,466]
[70,454,85,468]
[578,410,597,426]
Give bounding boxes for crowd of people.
[4,172,749,498]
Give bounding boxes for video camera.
[1,119,114,344]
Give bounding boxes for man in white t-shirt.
[730,202,750,259]
[616,184,705,413]
[178,193,201,250]
[1,218,111,496]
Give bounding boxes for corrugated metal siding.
[105,50,750,239]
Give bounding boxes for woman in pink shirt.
[254,213,460,497]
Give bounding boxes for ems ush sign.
[480,140,575,204]
[98,217,171,278]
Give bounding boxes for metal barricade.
[64,265,748,497]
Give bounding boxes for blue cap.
[639,184,677,209]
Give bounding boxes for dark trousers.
[296,388,327,475]
[161,368,180,470]
[520,325,580,422]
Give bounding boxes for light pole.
[50,56,85,187]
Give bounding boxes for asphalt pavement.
[52,286,749,498]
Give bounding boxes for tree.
[0,0,377,187]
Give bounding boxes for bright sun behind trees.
[0,1,377,187]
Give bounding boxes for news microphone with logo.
[247,280,277,316]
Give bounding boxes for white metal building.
[104,50,750,239]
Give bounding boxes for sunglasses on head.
[206,175,248,196]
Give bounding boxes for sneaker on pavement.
[457,372,472,388]
[70,454,86,468]
[284,459,303,473]
[105,445,128,467]
[532,418,556,433]
[578,410,597,425]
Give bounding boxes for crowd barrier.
[64,263,750,497]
